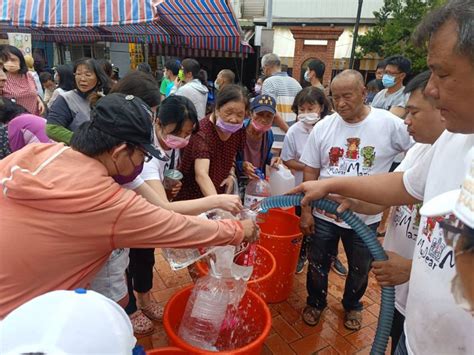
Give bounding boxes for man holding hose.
[291,1,474,353]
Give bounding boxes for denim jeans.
[306,217,378,311]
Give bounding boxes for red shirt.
[3,72,40,115]
[176,116,246,200]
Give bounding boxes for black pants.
[307,217,377,311]
[391,308,405,355]
[125,248,155,315]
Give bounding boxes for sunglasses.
[438,218,474,252]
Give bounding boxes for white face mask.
[451,273,474,314]
[298,112,320,125]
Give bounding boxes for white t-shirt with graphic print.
[300,107,413,228]
[383,143,432,316]
[402,131,474,355]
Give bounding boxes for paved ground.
[137,246,389,354]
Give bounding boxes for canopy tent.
[0,0,252,54]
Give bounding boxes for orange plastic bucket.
[146,347,187,354]
[257,209,302,303]
[195,245,276,301]
[163,286,272,354]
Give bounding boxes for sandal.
[141,300,164,321]
[344,310,362,330]
[130,310,155,336]
[302,306,325,326]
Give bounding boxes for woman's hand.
[166,181,182,200]
[212,194,243,214]
[243,161,258,179]
[37,97,45,116]
[220,175,235,194]
[240,219,260,243]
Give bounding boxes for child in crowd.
[280,87,337,274]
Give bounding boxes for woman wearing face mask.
[2,45,45,116]
[253,75,265,97]
[236,94,280,186]
[176,84,248,200]
[46,58,110,144]
[281,87,332,273]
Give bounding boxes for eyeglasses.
[129,144,153,163]
[74,72,96,80]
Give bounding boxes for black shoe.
[331,257,348,276]
[296,257,308,274]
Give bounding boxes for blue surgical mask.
[382,74,396,88]
[304,70,311,83]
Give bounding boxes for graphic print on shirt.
[327,137,377,176]
[416,215,455,272]
[391,203,422,242]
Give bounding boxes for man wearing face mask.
[371,55,412,118]
[236,95,280,188]
[303,59,326,92]
[0,93,259,319]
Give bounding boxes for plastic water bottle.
[179,246,246,351]
[162,210,235,270]
[269,165,295,195]
[244,169,271,208]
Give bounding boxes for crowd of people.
[0,0,472,353]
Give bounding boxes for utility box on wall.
[255,27,274,56]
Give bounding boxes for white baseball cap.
[0,288,136,355]
[420,148,473,228]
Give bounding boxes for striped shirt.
[262,72,302,148]
[3,72,40,116]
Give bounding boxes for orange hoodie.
[0,143,243,318]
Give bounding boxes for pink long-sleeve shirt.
[0,143,244,318]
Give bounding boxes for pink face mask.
[251,120,272,133]
[216,117,243,134]
[163,134,190,149]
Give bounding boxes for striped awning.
[0,0,253,53]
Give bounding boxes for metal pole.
[349,0,363,69]
[266,0,273,29]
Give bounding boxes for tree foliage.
[357,0,445,73]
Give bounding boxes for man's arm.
[274,112,289,133]
[290,172,420,208]
[299,166,320,236]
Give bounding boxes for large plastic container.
[269,165,295,196]
[257,209,303,303]
[163,286,272,354]
[195,245,277,301]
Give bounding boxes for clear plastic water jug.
[269,165,295,196]
[244,169,271,208]
[178,246,246,351]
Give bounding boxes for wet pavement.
[136,246,390,354]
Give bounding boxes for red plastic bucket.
[257,209,302,303]
[195,245,276,301]
[146,347,187,354]
[163,286,272,354]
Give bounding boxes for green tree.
[357,0,445,73]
